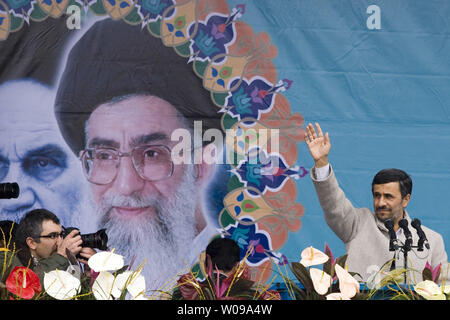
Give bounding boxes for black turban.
[55,18,221,155]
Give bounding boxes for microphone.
[384,219,398,251]
[411,218,430,251]
[398,219,413,252]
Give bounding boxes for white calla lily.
[44,269,81,300]
[326,292,350,300]
[92,271,115,300]
[414,280,446,300]
[442,284,450,295]
[299,246,329,267]
[309,268,332,295]
[88,250,124,272]
[334,264,359,299]
[112,271,146,299]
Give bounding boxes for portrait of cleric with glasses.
[55,19,227,291]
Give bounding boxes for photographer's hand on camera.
[77,247,96,265]
[57,229,83,258]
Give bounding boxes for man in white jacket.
[304,122,449,284]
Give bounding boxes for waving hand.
[304,122,331,168]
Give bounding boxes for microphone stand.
[400,244,410,284]
[386,218,430,285]
[398,220,423,285]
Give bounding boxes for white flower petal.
[442,284,450,295]
[414,280,445,300]
[326,292,350,300]
[309,268,331,295]
[334,264,359,299]
[299,246,329,267]
[44,270,80,300]
[121,272,146,298]
[112,271,146,299]
[92,271,115,300]
[88,251,124,272]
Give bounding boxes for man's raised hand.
[304,122,331,168]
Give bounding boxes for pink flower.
[424,261,441,282]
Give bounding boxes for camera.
[62,226,108,251]
[0,182,20,199]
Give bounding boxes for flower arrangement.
[2,239,449,300]
[277,244,368,300]
[0,248,152,300]
[172,247,281,300]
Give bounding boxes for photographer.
[15,208,96,283]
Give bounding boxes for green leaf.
[290,282,307,300]
[227,175,244,191]
[290,262,313,292]
[89,0,107,15]
[227,278,255,297]
[9,13,23,32]
[422,268,433,281]
[335,254,348,268]
[221,113,238,130]
[212,92,229,106]
[219,209,236,229]
[174,41,191,57]
[193,60,209,78]
[29,2,48,21]
[147,19,161,36]
[114,265,129,275]
[124,7,142,25]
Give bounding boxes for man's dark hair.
[55,19,221,156]
[206,237,241,272]
[14,209,60,266]
[372,168,412,199]
[0,220,17,249]
[15,208,60,244]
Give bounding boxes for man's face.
[86,95,193,220]
[84,95,204,290]
[30,219,62,260]
[0,82,87,225]
[372,182,410,223]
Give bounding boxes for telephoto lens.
[62,226,108,250]
[0,182,20,199]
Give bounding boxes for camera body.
[62,227,108,251]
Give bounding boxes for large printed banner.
[1,0,449,295]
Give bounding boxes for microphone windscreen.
[398,219,408,229]
[384,219,394,230]
[411,218,421,229]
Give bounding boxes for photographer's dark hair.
[372,168,412,199]
[206,237,241,272]
[15,208,60,265]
